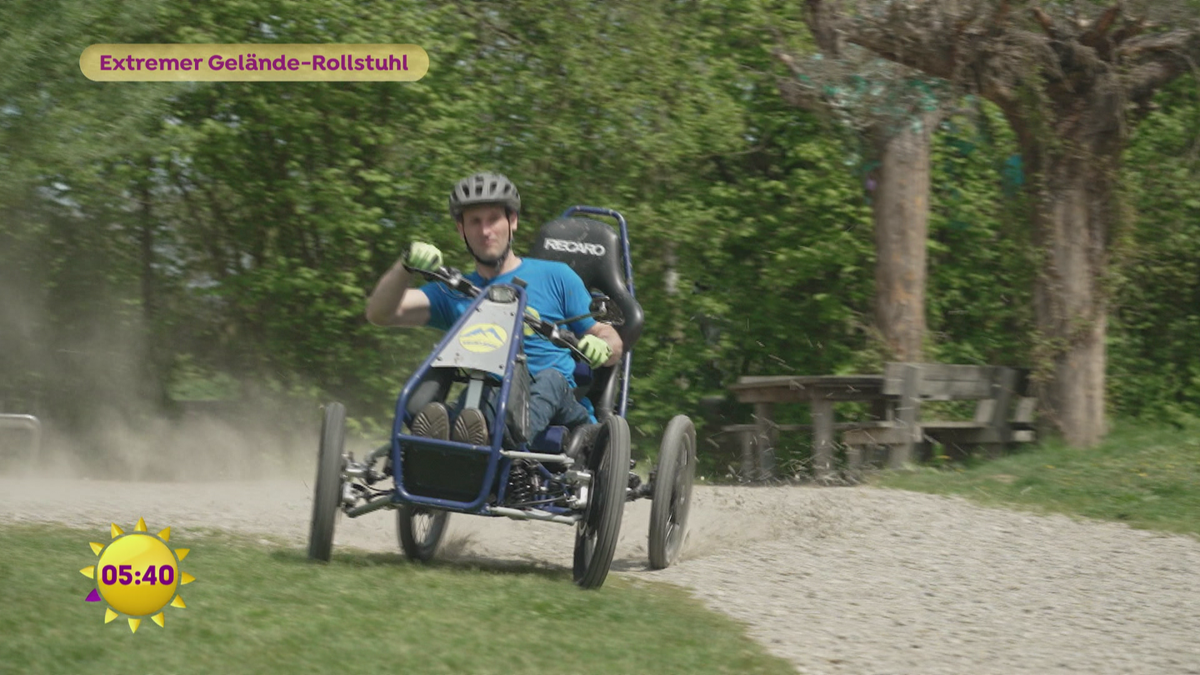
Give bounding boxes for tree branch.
[1031,7,1059,40]
[1120,28,1200,104]
[1080,4,1122,51]
[840,15,957,81]
[776,76,825,112]
[807,0,1019,110]
[1108,17,1148,50]
[774,48,803,78]
[769,17,830,115]
[1119,28,1196,61]
[993,0,1011,28]
[804,0,841,57]
[773,49,827,112]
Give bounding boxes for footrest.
[530,425,568,454]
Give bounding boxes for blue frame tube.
[389,284,529,512]
[561,206,635,418]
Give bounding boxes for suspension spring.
[507,460,539,504]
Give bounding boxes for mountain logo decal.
[458,323,508,353]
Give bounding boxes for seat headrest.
[530,217,643,348]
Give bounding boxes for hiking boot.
[410,402,449,439]
[452,407,489,446]
[564,423,602,468]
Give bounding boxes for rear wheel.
[648,415,696,569]
[307,402,347,562]
[573,415,630,589]
[397,506,450,563]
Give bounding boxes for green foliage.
[1110,76,1200,424]
[2,0,1199,473]
[168,355,240,401]
[149,0,487,424]
[924,102,1035,367]
[0,0,180,426]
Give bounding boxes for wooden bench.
[725,374,893,482]
[720,422,865,481]
[841,363,1036,468]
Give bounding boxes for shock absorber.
[506,460,540,504]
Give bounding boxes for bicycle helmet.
[448,171,521,219]
[449,171,521,270]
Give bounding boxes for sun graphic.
[79,517,195,633]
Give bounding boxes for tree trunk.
[136,165,170,410]
[872,113,937,363]
[664,240,683,343]
[798,0,1200,447]
[1027,150,1113,446]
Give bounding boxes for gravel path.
[3,472,1199,674]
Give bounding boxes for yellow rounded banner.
[81,44,428,82]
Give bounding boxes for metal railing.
[0,414,42,460]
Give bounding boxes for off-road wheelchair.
[307,206,696,589]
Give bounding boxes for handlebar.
[404,263,588,362]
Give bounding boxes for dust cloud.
[0,253,332,483]
[15,410,322,482]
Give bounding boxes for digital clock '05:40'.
[99,564,175,586]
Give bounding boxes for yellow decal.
[458,324,508,353]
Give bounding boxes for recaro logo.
[543,237,605,257]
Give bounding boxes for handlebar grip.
[556,331,590,363]
[401,262,440,280]
[402,264,480,296]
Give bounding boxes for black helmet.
[448,171,521,219]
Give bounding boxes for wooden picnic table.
[727,375,892,481]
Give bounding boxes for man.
[365,171,623,449]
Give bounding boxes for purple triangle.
[85,589,101,602]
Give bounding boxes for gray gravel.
[2,473,1199,674]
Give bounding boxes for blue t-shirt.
[423,258,597,386]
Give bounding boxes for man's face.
[457,204,516,260]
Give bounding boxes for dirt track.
[3,471,1199,674]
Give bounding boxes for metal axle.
[344,495,395,517]
[489,506,580,525]
[499,450,574,465]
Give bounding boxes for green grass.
[0,525,794,675]
[875,419,1200,537]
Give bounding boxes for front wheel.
[397,506,450,563]
[573,415,630,589]
[308,402,347,562]
[648,415,696,569]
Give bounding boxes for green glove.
[578,334,612,369]
[407,242,443,271]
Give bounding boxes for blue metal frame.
[389,283,529,513]
[561,206,636,418]
[384,206,636,519]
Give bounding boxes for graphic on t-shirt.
[523,307,540,337]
